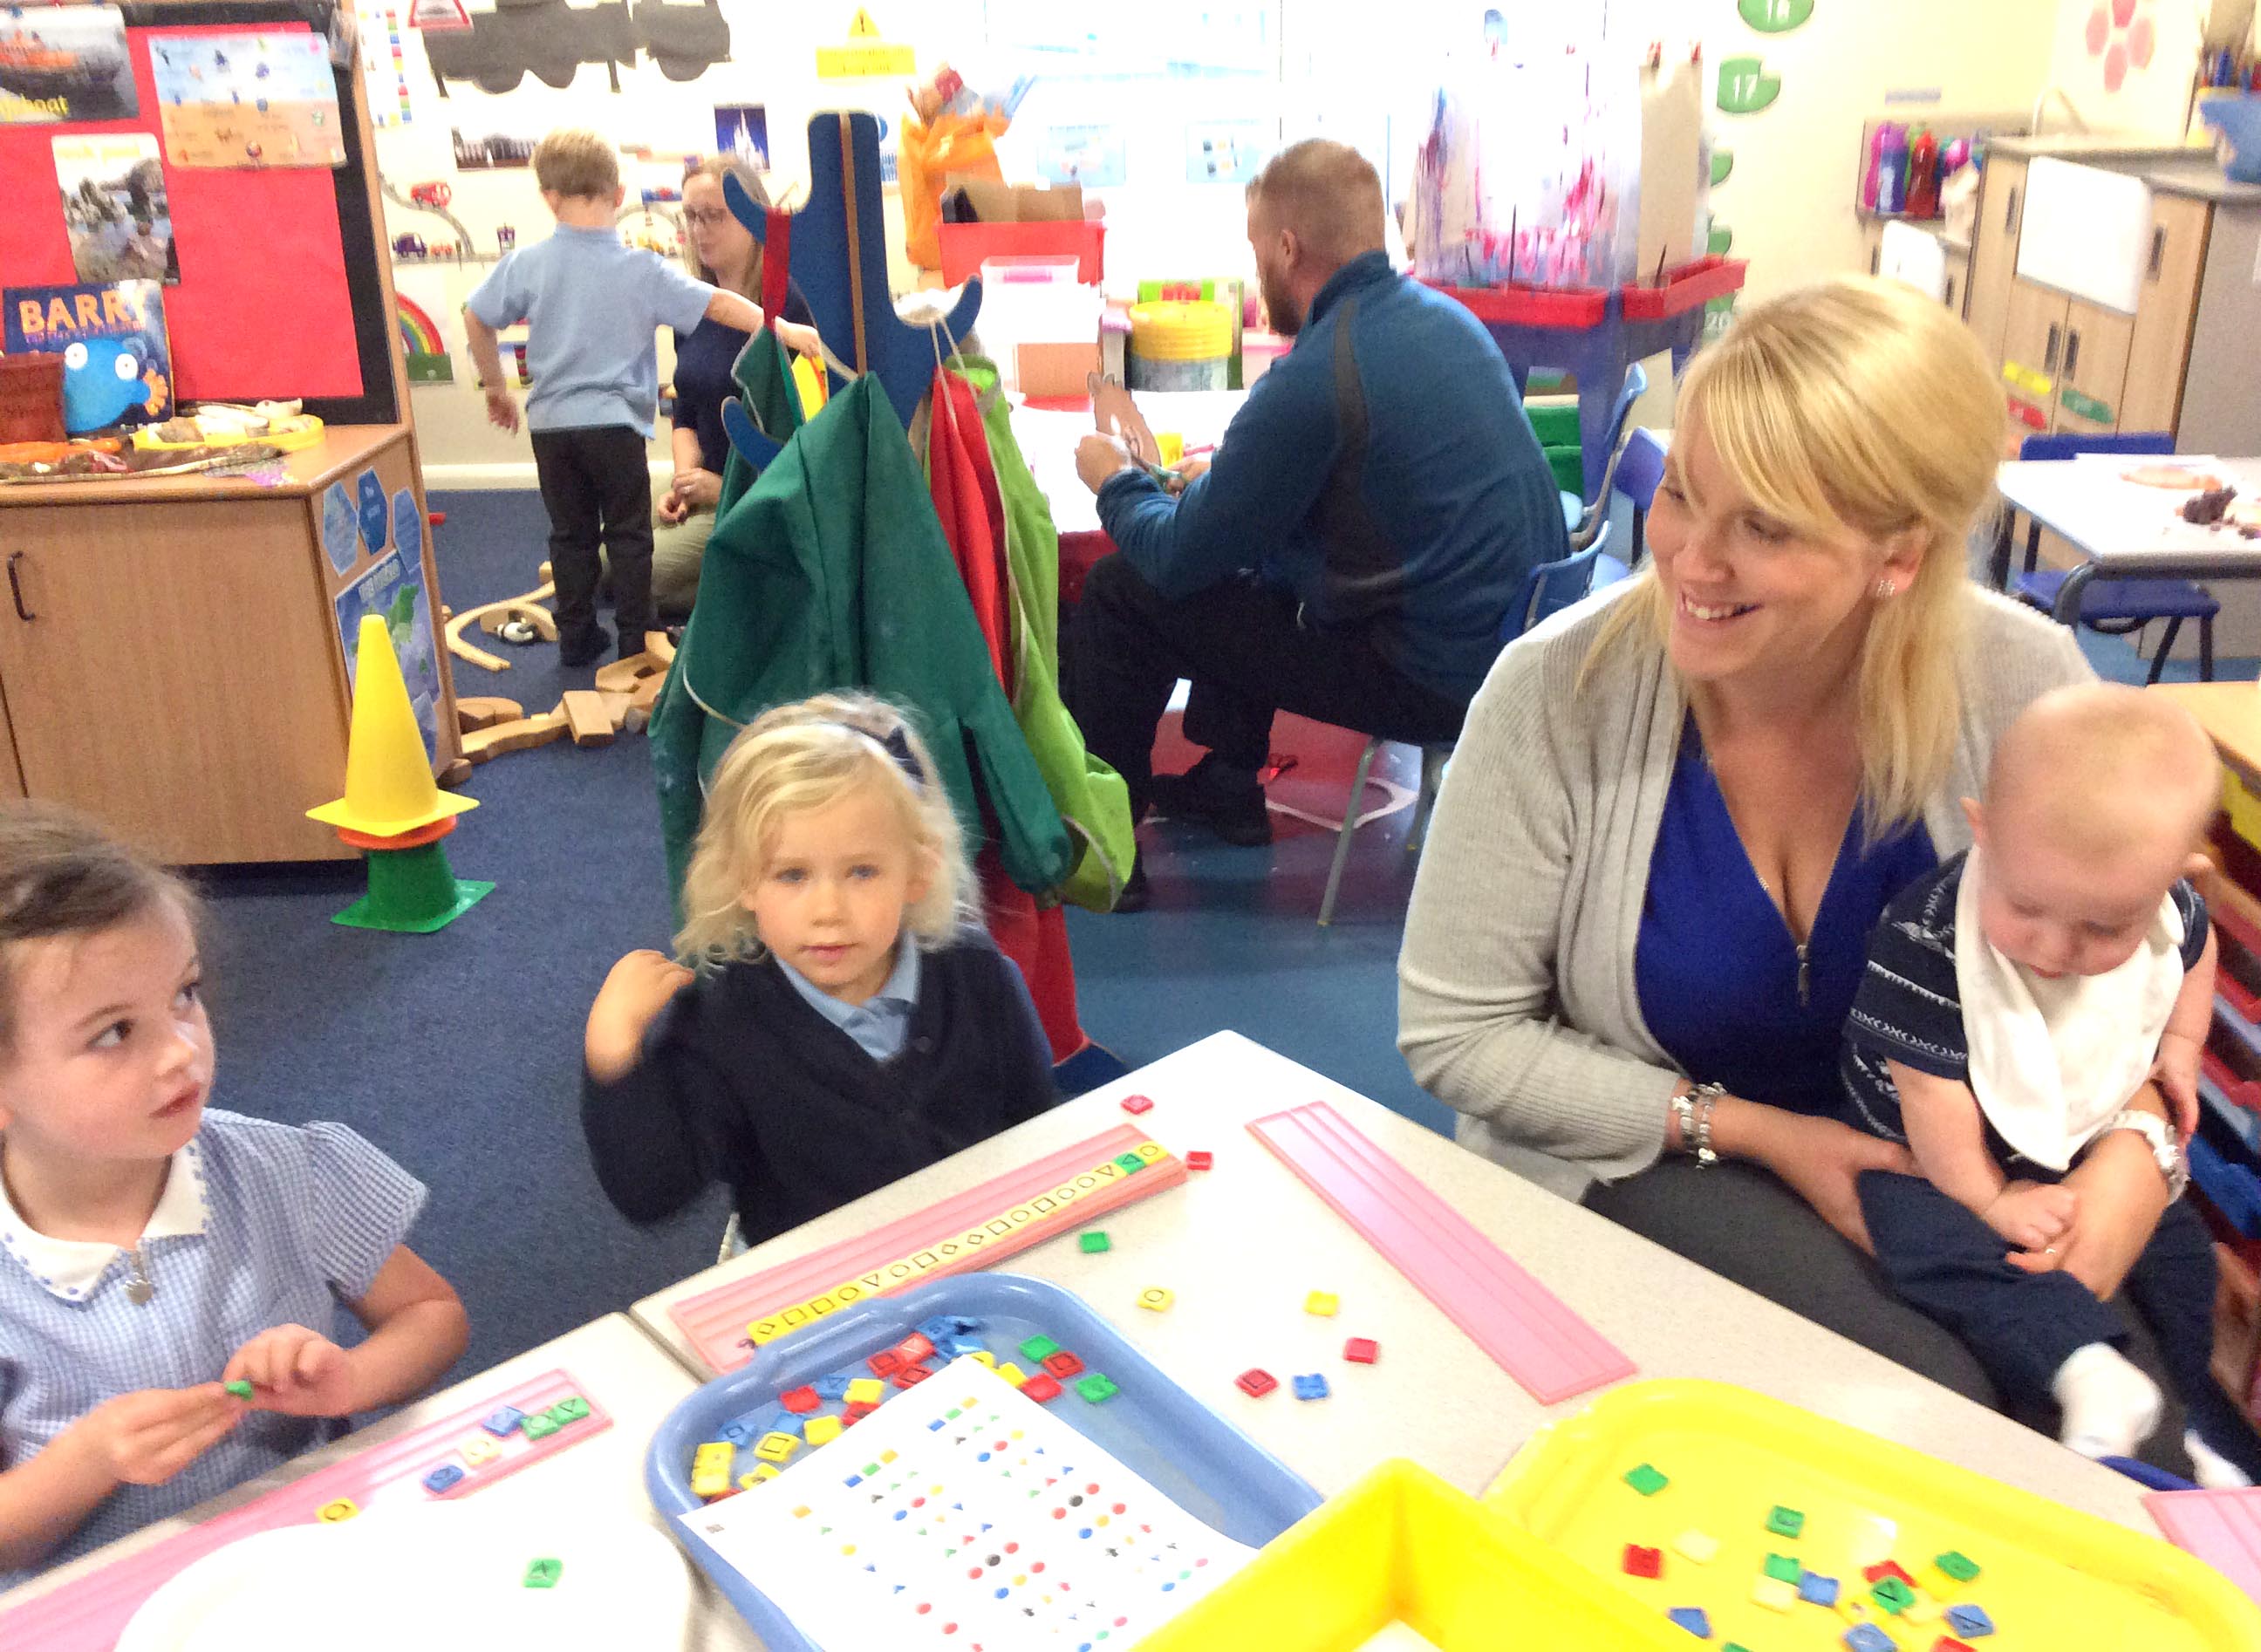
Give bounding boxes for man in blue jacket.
[1066,140,1566,910]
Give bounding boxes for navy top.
[671,280,814,472]
[1636,718,1937,1116]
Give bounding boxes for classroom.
[5,0,2261,1643]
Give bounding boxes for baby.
[1841,682,2260,1485]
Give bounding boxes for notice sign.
[816,8,910,78]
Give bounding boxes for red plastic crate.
[1618,256,1748,319]
[939,221,1106,288]
[1431,280,1609,328]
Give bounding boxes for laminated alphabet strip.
[1248,1101,1634,1404]
[667,1126,1186,1373]
[0,1369,608,1652]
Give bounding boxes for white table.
[1991,455,2261,623]
[1014,390,1248,537]
[3,1314,760,1652]
[633,1031,2155,1532]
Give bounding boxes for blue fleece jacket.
[1095,251,1566,703]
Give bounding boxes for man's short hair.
[533,128,619,199]
[1246,140,1385,265]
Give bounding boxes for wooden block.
[593,657,653,694]
[455,696,524,732]
[460,707,570,762]
[646,631,677,666]
[563,690,616,748]
[629,675,664,715]
[597,691,633,728]
[438,757,474,788]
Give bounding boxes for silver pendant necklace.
[124,1246,154,1306]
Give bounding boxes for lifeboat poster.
[0,6,137,124]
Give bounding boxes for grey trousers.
[1581,1157,2201,1478]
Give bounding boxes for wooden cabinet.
[1964,154,2027,365]
[2121,190,2211,437]
[0,427,458,864]
[0,681,21,799]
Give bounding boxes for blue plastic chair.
[1557,363,1650,531]
[2008,431,2217,685]
[1615,427,1669,564]
[1318,520,1612,925]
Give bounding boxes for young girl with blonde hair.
[582,693,1056,1244]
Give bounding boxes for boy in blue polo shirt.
[463,128,821,665]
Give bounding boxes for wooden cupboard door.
[2120,192,2212,439]
[1998,279,2066,451]
[1964,155,2028,365]
[0,680,23,798]
[2054,299,2134,433]
[0,502,352,863]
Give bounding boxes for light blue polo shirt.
[776,944,923,1062]
[0,1110,425,1587]
[464,225,714,437]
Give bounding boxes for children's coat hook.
[719,397,783,470]
[726,113,980,433]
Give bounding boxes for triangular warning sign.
[848,8,881,36]
[408,0,472,30]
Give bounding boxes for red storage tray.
[939,221,1106,288]
[1619,256,1749,319]
[1431,281,1609,328]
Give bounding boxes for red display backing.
[0,21,362,401]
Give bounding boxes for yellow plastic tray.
[1485,1378,2261,1649]
[1138,1458,1687,1650]
[133,414,324,453]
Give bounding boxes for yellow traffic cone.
[309,615,477,838]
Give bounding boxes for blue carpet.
[193,489,1448,1383]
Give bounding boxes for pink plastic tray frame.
[0,1368,608,1651]
[2146,1487,2261,1606]
[667,1123,1186,1373]
[1248,1101,1634,1404]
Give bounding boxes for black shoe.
[1148,756,1272,846]
[1113,863,1150,913]
[558,630,608,668]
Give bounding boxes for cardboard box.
[1016,341,1101,399]
[947,177,1086,222]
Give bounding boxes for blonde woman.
[581,694,1056,1246]
[1400,280,2192,1444]
[646,154,816,618]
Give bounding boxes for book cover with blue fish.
[3,278,172,433]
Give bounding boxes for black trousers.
[1583,1157,2261,1479]
[1861,1170,2261,1474]
[531,425,654,654]
[1062,556,1467,823]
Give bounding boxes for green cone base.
[332,839,494,933]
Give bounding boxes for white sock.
[2187,1430,2256,1490]
[2051,1342,2163,1459]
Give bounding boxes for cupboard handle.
[2044,323,2061,374]
[2148,226,2166,279]
[2063,328,2081,383]
[5,553,30,623]
[2005,184,2020,232]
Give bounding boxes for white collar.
[0,1138,209,1301]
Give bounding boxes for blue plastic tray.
[646,1272,1322,1652]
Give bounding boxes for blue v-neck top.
[1636,718,1937,1116]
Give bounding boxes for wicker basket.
[0,353,65,444]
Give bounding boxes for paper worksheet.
[680,1357,1254,1649]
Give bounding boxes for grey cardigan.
[1396,583,2091,1200]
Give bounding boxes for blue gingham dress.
[0,1109,425,1589]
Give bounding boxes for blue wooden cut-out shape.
[725,113,980,433]
[720,397,782,469]
[356,468,389,553]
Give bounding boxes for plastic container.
[974,256,1100,395]
[1486,1379,2261,1650]
[1139,1459,1686,1649]
[645,1272,1321,1652]
[1618,256,1749,320]
[1126,300,1232,392]
[939,219,1106,289]
[2201,94,2261,185]
[0,353,65,444]
[1431,280,1610,328]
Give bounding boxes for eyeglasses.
[681,208,735,229]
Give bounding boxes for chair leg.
[2146,616,2184,686]
[2202,613,2217,682]
[1319,738,1383,928]
[2022,519,2042,577]
[1407,746,1449,856]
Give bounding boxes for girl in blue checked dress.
[0,804,468,1582]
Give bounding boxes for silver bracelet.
[1671,1082,1725,1169]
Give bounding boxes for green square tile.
[1622,1463,1669,1496]
[1936,1550,1980,1582]
[1076,1372,1119,1403]
[1079,1232,1110,1254]
[1871,1577,1915,1614]
[1019,1335,1060,1363]
[1766,1505,1804,1538]
[1114,1153,1145,1174]
[1764,1553,1801,1583]
[521,1412,561,1440]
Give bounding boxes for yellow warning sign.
[849,8,880,37]
[817,11,912,79]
